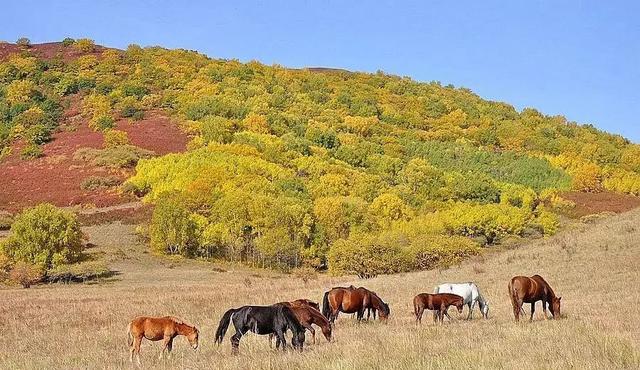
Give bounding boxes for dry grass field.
[1,209,639,369]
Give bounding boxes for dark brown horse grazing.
[413,293,464,324]
[269,302,332,346]
[322,286,390,323]
[127,316,199,364]
[509,275,562,321]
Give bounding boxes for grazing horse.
[269,302,332,346]
[126,316,199,364]
[322,286,390,323]
[290,298,320,311]
[413,293,464,324]
[434,282,489,319]
[509,275,562,321]
[215,304,305,354]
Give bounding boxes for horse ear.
[558,297,562,301]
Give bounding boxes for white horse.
[434,282,489,319]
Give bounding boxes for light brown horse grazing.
[127,316,199,364]
[413,293,464,324]
[509,275,561,321]
[269,302,332,346]
[322,286,390,323]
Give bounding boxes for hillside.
[1,39,640,274]
[0,207,637,369]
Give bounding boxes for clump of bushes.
[61,37,75,46]
[0,204,83,270]
[47,260,111,283]
[73,145,154,168]
[20,143,43,159]
[103,129,130,148]
[74,38,95,52]
[80,176,121,190]
[9,261,44,288]
[16,37,31,48]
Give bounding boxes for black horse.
[214,304,305,354]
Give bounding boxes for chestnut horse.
[413,293,464,323]
[322,286,390,323]
[127,316,199,364]
[509,275,562,321]
[290,298,320,311]
[269,301,332,346]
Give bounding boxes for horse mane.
[167,316,194,328]
[369,291,390,314]
[278,305,305,333]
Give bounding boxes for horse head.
[321,323,332,342]
[187,326,199,349]
[551,296,562,318]
[378,301,390,321]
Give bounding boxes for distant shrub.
[0,212,13,230]
[74,38,95,52]
[80,176,120,190]
[406,235,480,270]
[89,114,115,131]
[20,143,43,160]
[328,235,408,278]
[103,129,130,148]
[0,204,83,269]
[532,207,560,235]
[25,124,51,145]
[16,37,31,48]
[150,194,199,256]
[61,37,75,46]
[47,260,111,283]
[74,145,154,168]
[9,262,43,288]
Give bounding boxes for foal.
[413,293,464,324]
[127,316,199,364]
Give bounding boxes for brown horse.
[413,293,464,324]
[269,302,332,346]
[509,275,562,321]
[322,286,390,323]
[290,298,320,311]
[127,316,199,364]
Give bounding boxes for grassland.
[0,209,639,369]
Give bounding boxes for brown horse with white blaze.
[413,293,464,323]
[127,316,199,364]
[509,275,562,321]
[322,286,390,323]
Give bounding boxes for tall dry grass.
[0,210,639,369]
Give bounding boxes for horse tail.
[214,308,238,345]
[508,279,519,310]
[322,291,331,319]
[126,322,133,347]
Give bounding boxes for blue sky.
[2,0,638,142]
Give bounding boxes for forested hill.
[1,39,639,274]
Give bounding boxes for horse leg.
[231,329,243,355]
[131,336,142,364]
[276,330,287,351]
[416,307,424,324]
[167,337,174,357]
[468,301,474,320]
[530,302,535,322]
[159,335,171,360]
[308,325,316,344]
[268,333,274,348]
[542,300,549,319]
